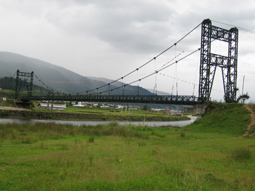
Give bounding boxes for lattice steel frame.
[15,70,34,99]
[198,19,238,102]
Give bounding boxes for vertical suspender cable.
[121,77,125,96]
[193,51,200,96]
[137,68,139,95]
[175,44,178,96]
[154,57,157,95]
[171,44,176,95]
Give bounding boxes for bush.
[0,110,9,116]
[231,147,251,161]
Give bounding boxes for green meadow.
[0,103,255,190]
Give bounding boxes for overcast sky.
[0,0,255,101]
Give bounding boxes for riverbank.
[0,107,190,122]
[0,116,197,127]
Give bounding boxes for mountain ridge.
[0,51,152,95]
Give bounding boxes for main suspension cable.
[78,22,202,94]
[93,48,200,95]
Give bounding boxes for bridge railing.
[19,94,201,105]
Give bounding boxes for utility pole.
[242,75,245,104]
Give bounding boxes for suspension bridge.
[14,19,240,113]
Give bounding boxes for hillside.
[0,52,152,95]
[185,102,251,136]
[0,77,49,98]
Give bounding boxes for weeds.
[181,131,185,137]
[231,147,252,161]
[115,155,121,163]
[137,141,146,146]
[21,137,32,144]
[204,173,226,187]
[58,143,68,150]
[88,155,94,166]
[88,136,94,143]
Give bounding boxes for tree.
[142,105,148,110]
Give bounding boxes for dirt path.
[242,104,255,137]
[0,106,30,111]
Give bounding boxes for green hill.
[185,102,251,136]
[0,51,152,95]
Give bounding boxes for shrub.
[0,110,9,116]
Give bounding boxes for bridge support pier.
[185,102,211,115]
[13,99,33,107]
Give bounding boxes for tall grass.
[0,122,149,143]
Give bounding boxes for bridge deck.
[20,95,201,105]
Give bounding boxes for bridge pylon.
[15,70,34,99]
[199,19,238,103]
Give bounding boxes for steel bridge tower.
[199,19,238,103]
[15,70,34,99]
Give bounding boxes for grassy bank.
[185,102,251,136]
[0,103,254,190]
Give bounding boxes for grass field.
[0,103,255,190]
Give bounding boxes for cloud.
[44,0,177,54]
[0,0,255,100]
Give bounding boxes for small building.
[151,108,163,112]
[101,104,109,108]
[73,102,85,107]
[116,105,125,110]
[38,103,66,111]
